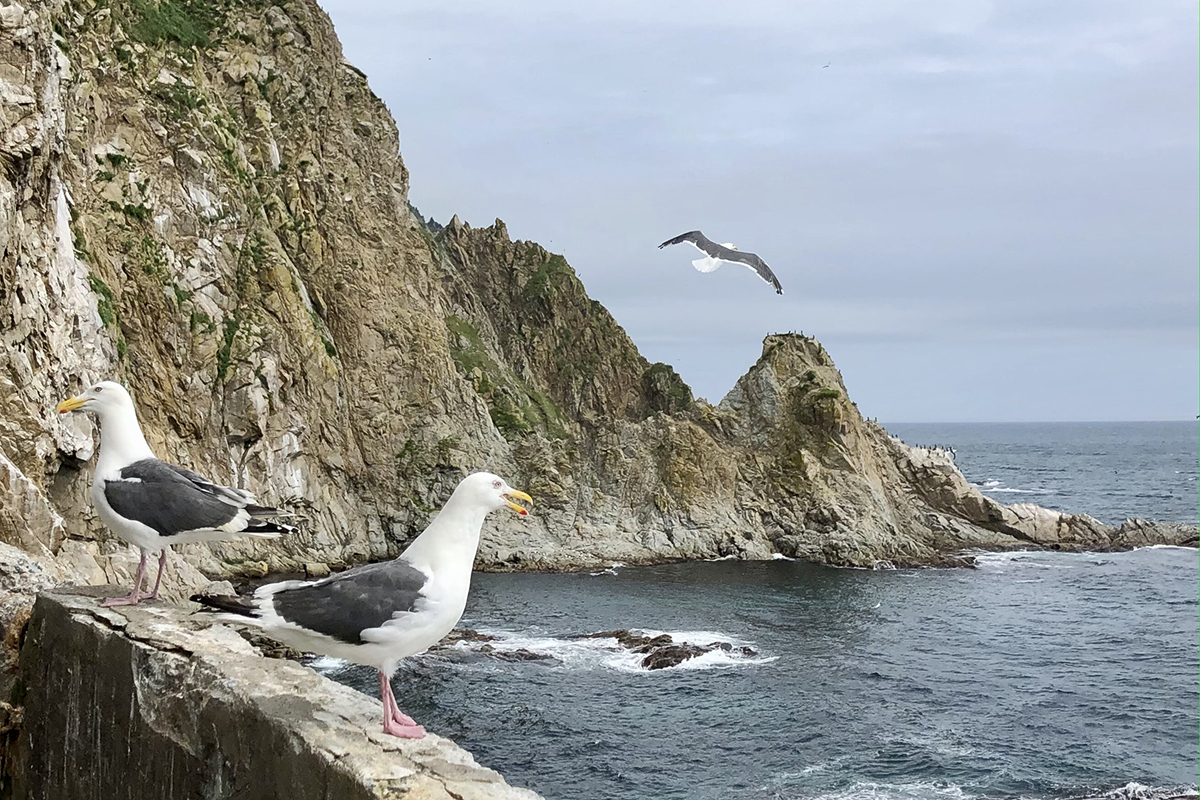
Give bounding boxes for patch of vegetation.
[522,254,574,301]
[72,225,91,263]
[642,362,693,415]
[445,315,492,376]
[128,0,218,48]
[489,396,533,438]
[216,313,241,382]
[116,337,128,360]
[154,80,205,116]
[114,202,151,223]
[94,170,116,183]
[172,284,192,305]
[103,153,128,168]
[189,309,214,333]
[139,236,168,279]
[813,388,840,401]
[444,315,566,439]
[307,308,337,359]
[87,274,117,327]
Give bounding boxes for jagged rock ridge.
[0,0,1192,606]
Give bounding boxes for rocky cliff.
[9,588,542,799]
[0,0,1193,601]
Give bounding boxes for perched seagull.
[56,381,292,606]
[192,471,533,739]
[658,230,784,295]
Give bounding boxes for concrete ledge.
[11,589,542,800]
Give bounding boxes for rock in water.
[581,630,759,670]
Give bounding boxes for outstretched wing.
[724,250,785,295]
[658,230,718,257]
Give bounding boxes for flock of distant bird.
[57,381,532,739]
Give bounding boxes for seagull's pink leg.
[101,551,147,607]
[379,672,419,725]
[378,670,424,738]
[145,550,169,600]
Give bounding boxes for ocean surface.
[885,421,1197,525]
[318,422,1199,800]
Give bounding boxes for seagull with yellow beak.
[56,380,292,606]
[194,471,533,739]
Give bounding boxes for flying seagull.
[658,231,784,295]
[56,381,293,606]
[193,471,533,739]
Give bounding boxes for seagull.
[56,381,293,606]
[192,471,533,739]
[658,230,784,295]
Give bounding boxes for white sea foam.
[1088,782,1199,800]
[587,562,625,576]
[438,627,775,673]
[1132,544,1196,552]
[799,780,977,800]
[972,478,1052,495]
[772,553,797,561]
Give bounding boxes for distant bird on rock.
[193,471,533,739]
[658,230,784,295]
[56,381,293,606]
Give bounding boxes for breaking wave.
[434,627,777,673]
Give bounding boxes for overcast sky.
[319,0,1197,422]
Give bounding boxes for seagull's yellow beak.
[56,395,88,414]
[503,489,533,516]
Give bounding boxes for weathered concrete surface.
[9,589,541,800]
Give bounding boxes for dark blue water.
[884,422,1198,525]
[317,422,1199,799]
[323,551,1197,800]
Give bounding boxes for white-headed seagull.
[193,471,533,739]
[56,381,292,606]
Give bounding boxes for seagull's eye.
[93,385,103,393]
[492,479,502,489]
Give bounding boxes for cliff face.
[0,0,1193,599]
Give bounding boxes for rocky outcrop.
[0,0,1192,598]
[581,630,758,671]
[8,589,542,799]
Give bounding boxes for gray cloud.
[320,0,1198,420]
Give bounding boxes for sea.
[319,421,1199,800]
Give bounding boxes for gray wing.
[720,249,784,295]
[163,463,257,507]
[105,459,243,536]
[269,558,429,645]
[658,230,719,256]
